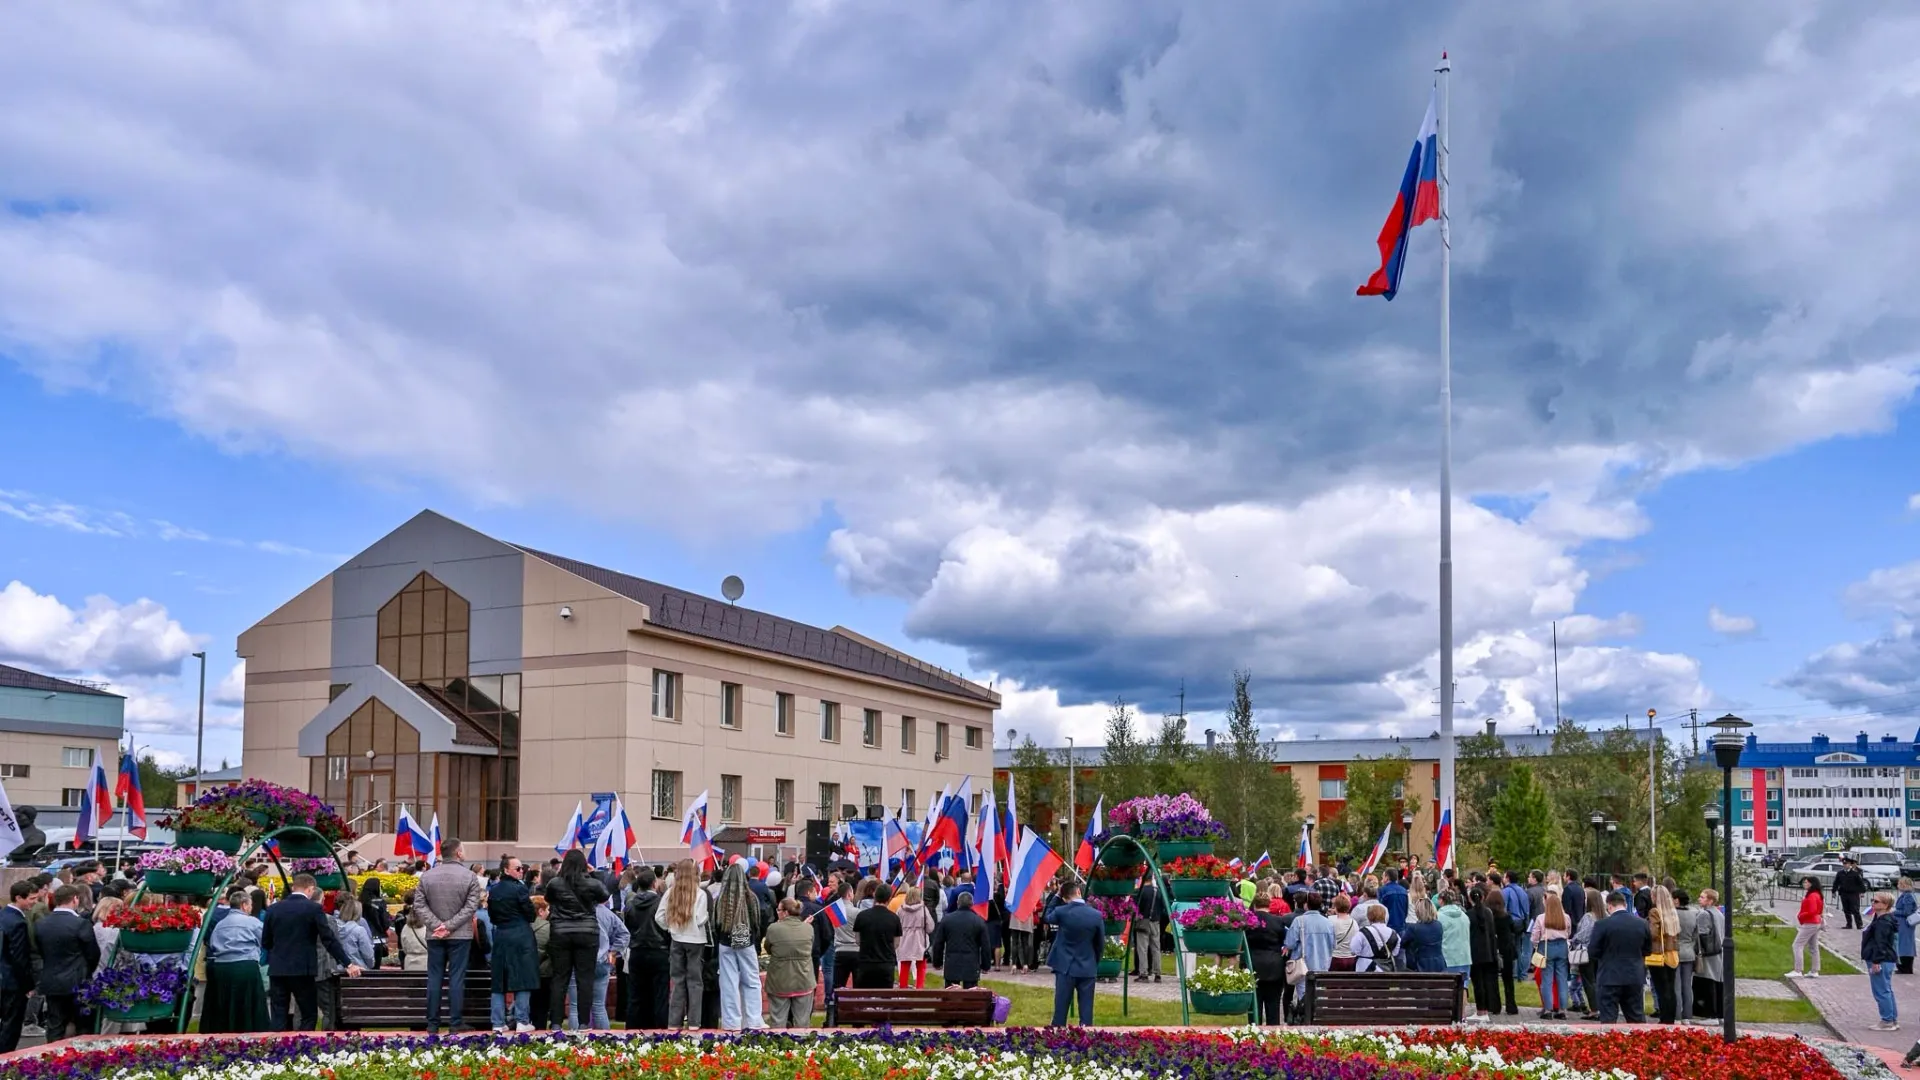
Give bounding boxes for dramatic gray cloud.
[1,2,1915,735]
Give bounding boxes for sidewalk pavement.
[1792,974,1920,1054]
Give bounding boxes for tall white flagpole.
[1435,52,1457,858]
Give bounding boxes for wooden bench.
[338,967,497,1030]
[831,987,997,1027]
[1303,971,1464,1026]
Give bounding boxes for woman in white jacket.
[656,859,712,1029]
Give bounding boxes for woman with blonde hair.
[1646,885,1683,1024]
[713,862,764,1031]
[896,886,936,988]
[656,858,711,1029]
[1529,889,1572,1020]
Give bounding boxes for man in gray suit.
[413,838,486,1034]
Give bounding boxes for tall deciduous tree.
[1488,762,1556,874]
[1196,670,1303,862]
[1147,711,1195,798]
[1320,752,1420,861]
[1010,735,1064,837]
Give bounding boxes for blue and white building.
[1704,731,1920,856]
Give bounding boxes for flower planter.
[1088,878,1137,897]
[1103,918,1127,937]
[312,873,346,891]
[1189,989,1255,1015]
[103,999,178,1023]
[1153,840,1214,860]
[1180,929,1245,955]
[1167,879,1233,900]
[241,809,271,828]
[1096,958,1123,978]
[120,928,195,955]
[175,830,244,855]
[1098,842,1148,867]
[142,871,218,898]
[270,832,336,858]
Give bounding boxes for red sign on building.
[747,827,788,844]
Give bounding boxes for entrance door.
[351,771,395,834]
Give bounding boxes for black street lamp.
[1709,713,1752,1046]
[1589,811,1606,871]
[1605,821,1618,874]
[1402,810,1414,856]
[1703,804,1722,893]
[1305,814,1317,867]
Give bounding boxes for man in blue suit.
[1045,878,1104,1026]
[262,874,361,1031]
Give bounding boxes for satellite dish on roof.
[721,575,745,604]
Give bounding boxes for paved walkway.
[1793,974,1920,1054]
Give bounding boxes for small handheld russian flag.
[818,898,852,929]
[1251,850,1272,875]
[1295,822,1313,870]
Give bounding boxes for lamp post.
[1305,814,1317,868]
[191,650,207,800]
[1605,821,1618,875]
[1402,810,1414,856]
[1589,811,1605,871]
[1703,804,1722,893]
[1708,713,1751,1046]
[1065,736,1075,857]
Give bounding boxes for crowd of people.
[11,842,1920,1041]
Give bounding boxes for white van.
[1845,847,1902,887]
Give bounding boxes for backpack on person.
[1359,925,1400,972]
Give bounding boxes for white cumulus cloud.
[0,580,199,677]
[1708,606,1759,636]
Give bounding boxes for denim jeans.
[425,939,471,1031]
[490,991,530,1029]
[718,944,764,1030]
[1541,940,1570,1014]
[1871,961,1898,1023]
[561,963,614,1030]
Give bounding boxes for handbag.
[1285,957,1308,986]
[1530,950,1547,970]
[1663,949,1680,968]
[1568,944,1589,965]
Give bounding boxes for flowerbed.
[1176,896,1262,932]
[0,1027,1866,1080]
[101,901,203,933]
[131,847,237,876]
[1111,793,1229,842]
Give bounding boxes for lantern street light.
[1305,814,1317,869]
[1707,713,1752,1046]
[1402,810,1415,856]
[1589,811,1606,872]
[1703,804,1723,892]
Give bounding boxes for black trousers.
[268,976,320,1032]
[1648,965,1677,1024]
[548,934,600,1030]
[853,963,895,989]
[1256,978,1284,1025]
[834,951,859,990]
[1841,892,1863,929]
[1469,961,1500,1014]
[1692,976,1722,1019]
[626,948,670,1029]
[1597,981,1645,1024]
[1497,955,1517,1012]
[0,988,25,1054]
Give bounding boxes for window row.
[648,770,979,825]
[649,670,982,757]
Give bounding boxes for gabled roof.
[0,664,123,699]
[514,545,997,706]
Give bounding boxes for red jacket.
[1798,891,1824,925]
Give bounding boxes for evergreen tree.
[1096,698,1152,806]
[1147,711,1195,798]
[1196,670,1302,861]
[1487,762,1555,873]
[1010,735,1064,837]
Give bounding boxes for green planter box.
[142,870,218,898]
[120,928,195,955]
[1087,878,1137,897]
[1096,958,1123,978]
[1167,879,1233,900]
[241,809,271,828]
[104,999,178,1023]
[1098,842,1148,867]
[1153,841,1215,860]
[1189,989,1255,1015]
[312,873,346,891]
[1181,929,1245,955]
[1103,919,1127,937]
[271,832,336,859]
[175,830,244,855]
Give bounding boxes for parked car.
[1847,847,1903,887]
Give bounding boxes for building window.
[0,764,27,779]
[776,693,794,737]
[719,682,742,729]
[820,701,840,742]
[1741,809,1753,822]
[1320,779,1347,800]
[935,722,950,760]
[819,783,841,819]
[774,779,794,823]
[863,709,881,747]
[327,756,349,782]
[652,670,681,720]
[61,788,84,807]
[60,747,92,769]
[902,789,916,819]
[966,726,983,750]
[863,786,883,814]
[972,793,982,818]
[652,770,681,820]
[901,716,916,753]
[1767,809,1780,821]
[721,774,742,823]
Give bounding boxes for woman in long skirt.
[200,889,271,1034]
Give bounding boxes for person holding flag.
[1072,796,1104,875]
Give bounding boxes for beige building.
[0,664,125,811]
[239,510,999,862]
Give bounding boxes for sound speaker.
[805,819,831,867]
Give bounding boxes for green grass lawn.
[1730,924,1856,977]
[980,979,1246,1027]
[1497,977,1820,1025]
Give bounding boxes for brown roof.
[0,664,123,698]
[513,546,996,706]
[410,682,501,748]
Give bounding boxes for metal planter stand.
[1092,833,1256,1025]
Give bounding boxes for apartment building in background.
[0,664,125,809]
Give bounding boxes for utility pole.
[1689,708,1700,759]
[1648,708,1659,875]
[1176,680,1187,725]
[1552,621,1561,727]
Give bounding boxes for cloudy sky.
[2,2,1916,770]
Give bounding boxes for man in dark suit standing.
[1588,891,1651,1023]
[1044,879,1105,1026]
[0,879,37,1053]
[262,874,360,1031]
[35,886,99,1042]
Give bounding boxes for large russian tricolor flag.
[395,804,433,859]
[1295,822,1313,870]
[1073,796,1103,874]
[115,750,147,840]
[74,761,113,848]
[1432,805,1454,870]
[1356,87,1440,301]
[1357,820,1394,877]
[1008,826,1064,924]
